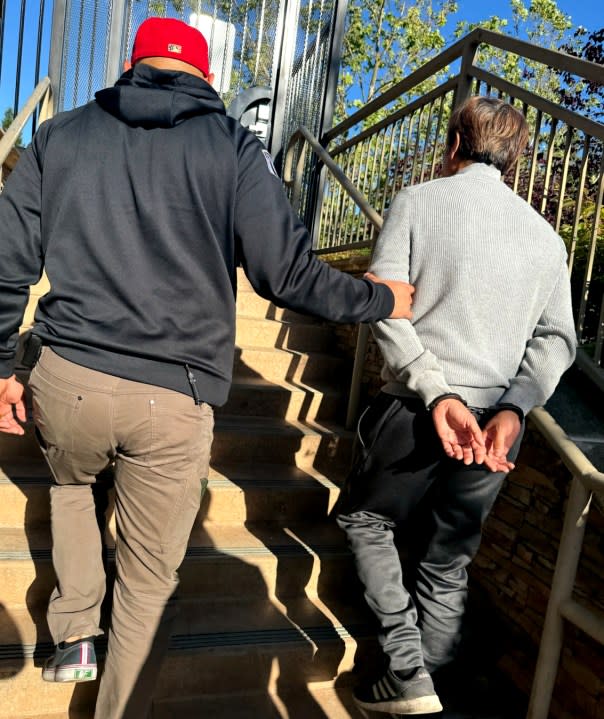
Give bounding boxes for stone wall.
[325,254,604,719]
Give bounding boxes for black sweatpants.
[336,392,524,673]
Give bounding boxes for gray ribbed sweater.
[370,162,577,415]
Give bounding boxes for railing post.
[453,38,479,108]
[48,0,67,114]
[526,475,592,719]
[104,0,128,88]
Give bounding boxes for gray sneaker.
[353,667,443,715]
[42,638,97,682]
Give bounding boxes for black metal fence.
[0,0,52,143]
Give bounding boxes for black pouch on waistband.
[21,333,43,369]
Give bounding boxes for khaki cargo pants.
[29,348,214,719]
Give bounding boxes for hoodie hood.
[95,63,226,128]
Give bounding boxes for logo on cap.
[167,43,182,53]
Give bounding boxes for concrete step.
[0,414,353,472]
[0,687,367,719]
[0,521,358,607]
[234,345,347,384]
[0,461,344,528]
[235,289,323,325]
[0,598,372,717]
[219,377,343,422]
[235,316,333,352]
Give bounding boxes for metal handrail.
[284,125,384,232]
[283,125,383,430]
[286,119,604,718]
[324,27,604,146]
[0,77,52,167]
[526,407,603,719]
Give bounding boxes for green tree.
[336,0,458,123]
[1,108,23,147]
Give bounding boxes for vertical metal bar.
[269,0,301,164]
[409,105,425,186]
[567,135,591,276]
[32,0,47,133]
[429,92,447,181]
[105,0,128,88]
[389,117,407,204]
[254,0,267,82]
[239,0,251,93]
[0,0,7,84]
[577,154,604,342]
[362,131,382,241]
[328,163,343,246]
[309,0,349,246]
[526,108,543,205]
[318,0,348,139]
[86,0,100,100]
[400,111,416,188]
[48,0,67,115]
[594,295,604,367]
[72,2,84,106]
[554,127,574,234]
[526,476,592,719]
[374,127,388,214]
[13,0,27,117]
[540,119,558,215]
[419,100,436,184]
[513,103,529,194]
[381,122,398,215]
[453,38,479,109]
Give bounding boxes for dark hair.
[446,96,529,174]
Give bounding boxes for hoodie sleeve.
[232,134,394,323]
[0,131,46,377]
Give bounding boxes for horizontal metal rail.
[324,27,604,146]
[0,77,52,167]
[331,77,458,158]
[471,66,604,141]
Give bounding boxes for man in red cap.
[0,16,416,719]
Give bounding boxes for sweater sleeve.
[369,190,454,407]
[0,134,46,377]
[497,254,577,416]
[233,135,394,323]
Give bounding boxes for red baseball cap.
[131,17,210,77]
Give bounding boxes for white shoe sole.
[354,694,443,715]
[42,665,97,682]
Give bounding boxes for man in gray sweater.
[336,96,576,715]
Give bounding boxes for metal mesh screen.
[59,0,113,110]
[281,0,335,150]
[122,0,283,107]
[56,0,344,165]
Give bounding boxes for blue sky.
[449,0,601,33]
[0,0,601,140]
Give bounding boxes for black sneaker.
[353,667,443,715]
[42,638,97,682]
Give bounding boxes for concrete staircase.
[0,270,372,719]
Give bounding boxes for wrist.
[494,403,524,422]
[427,393,468,412]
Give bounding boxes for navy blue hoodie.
[0,64,393,405]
